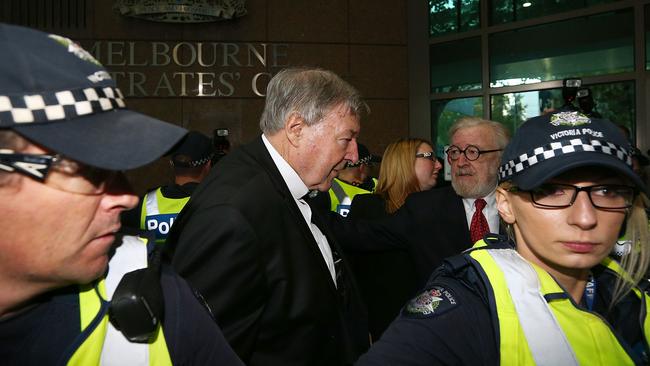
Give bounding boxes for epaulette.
[481,233,513,248]
[402,235,514,319]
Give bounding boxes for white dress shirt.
[462,189,499,234]
[262,134,337,286]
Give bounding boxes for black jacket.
[328,185,498,288]
[347,193,419,341]
[164,137,369,366]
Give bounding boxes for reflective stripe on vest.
[328,178,377,213]
[140,188,190,244]
[66,236,172,366]
[469,242,645,365]
[100,236,150,366]
[484,248,578,365]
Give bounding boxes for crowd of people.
[2,23,650,366]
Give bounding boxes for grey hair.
[448,117,510,149]
[259,67,369,134]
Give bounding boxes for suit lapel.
[248,137,340,293]
[443,187,472,246]
[311,209,358,305]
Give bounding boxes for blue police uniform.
[357,235,650,365]
[0,233,243,365]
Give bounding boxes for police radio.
[108,245,164,343]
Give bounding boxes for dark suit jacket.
[346,194,419,341]
[164,137,368,366]
[328,185,501,289]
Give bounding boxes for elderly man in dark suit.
[164,67,370,366]
[330,117,510,289]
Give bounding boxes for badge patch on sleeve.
[403,285,457,318]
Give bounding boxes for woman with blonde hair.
[358,111,650,365]
[348,138,442,341]
[351,138,442,216]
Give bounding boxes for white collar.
[261,134,309,200]
[462,189,497,211]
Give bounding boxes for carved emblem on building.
[114,0,246,23]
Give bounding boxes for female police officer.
[356,110,650,365]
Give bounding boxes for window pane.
[432,97,484,154]
[430,37,482,93]
[429,0,480,37]
[490,81,635,138]
[490,10,634,88]
[491,90,561,132]
[491,0,620,25]
[646,4,650,70]
[588,81,635,136]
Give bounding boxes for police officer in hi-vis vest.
[0,24,242,365]
[311,143,379,217]
[130,131,213,244]
[357,109,650,365]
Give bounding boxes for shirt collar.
[462,189,497,211]
[262,134,309,200]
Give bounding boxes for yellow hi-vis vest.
[468,240,650,365]
[140,187,190,244]
[328,178,377,216]
[66,236,172,366]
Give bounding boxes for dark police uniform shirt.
[356,264,498,365]
[356,240,647,366]
[0,264,243,366]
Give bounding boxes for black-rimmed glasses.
[509,183,636,209]
[415,152,436,161]
[445,145,502,161]
[0,151,118,195]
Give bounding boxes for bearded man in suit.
[330,117,510,288]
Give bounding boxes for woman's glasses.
[415,151,436,161]
[509,183,636,209]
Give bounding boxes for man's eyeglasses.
[415,152,437,161]
[509,183,636,209]
[0,151,119,195]
[445,145,502,161]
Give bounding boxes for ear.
[496,187,516,224]
[285,112,305,147]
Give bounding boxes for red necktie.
[470,198,489,244]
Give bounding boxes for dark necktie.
[314,219,347,303]
[303,196,345,292]
[470,198,489,244]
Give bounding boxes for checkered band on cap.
[172,154,213,168]
[499,137,632,180]
[347,155,373,167]
[189,156,212,167]
[0,86,126,126]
